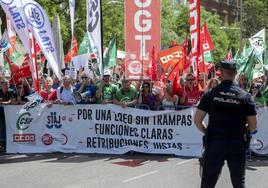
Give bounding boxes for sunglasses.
[252,86,260,89]
[81,76,88,79]
[186,78,195,81]
[198,79,204,82]
[142,85,149,88]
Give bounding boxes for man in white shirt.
[56,76,75,104]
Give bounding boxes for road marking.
[176,159,193,166]
[123,170,159,183]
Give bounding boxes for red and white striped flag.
[29,30,39,93]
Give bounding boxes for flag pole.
[100,0,104,76]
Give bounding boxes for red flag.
[29,31,40,92]
[200,22,214,52]
[172,71,179,96]
[4,55,31,85]
[147,46,157,81]
[189,0,201,80]
[64,37,78,63]
[225,49,233,61]
[157,45,184,73]
[6,16,16,56]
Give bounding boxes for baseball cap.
[103,69,112,76]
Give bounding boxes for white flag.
[0,0,31,54]
[249,29,266,53]
[52,16,65,71]
[21,0,61,79]
[87,0,103,75]
[69,0,75,38]
[19,92,43,114]
[0,30,11,53]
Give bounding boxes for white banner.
[251,107,268,154]
[4,105,203,156]
[87,0,103,75]
[5,105,268,156]
[0,0,31,54]
[21,0,61,79]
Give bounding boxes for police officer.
[194,60,257,188]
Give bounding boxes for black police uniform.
[197,79,257,188]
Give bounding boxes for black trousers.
[201,139,246,188]
[0,105,6,148]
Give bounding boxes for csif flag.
[0,0,31,54]
[22,0,61,79]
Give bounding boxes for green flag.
[242,49,264,81]
[72,32,93,70]
[77,32,93,56]
[264,50,268,65]
[104,36,117,68]
[203,51,214,63]
[236,46,253,74]
[10,49,21,62]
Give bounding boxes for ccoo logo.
[24,3,45,29]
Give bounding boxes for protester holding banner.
[75,72,97,104]
[11,83,29,105]
[137,81,155,110]
[194,60,257,188]
[39,77,57,103]
[178,73,201,106]
[162,80,179,110]
[96,70,118,104]
[56,76,75,105]
[113,79,137,108]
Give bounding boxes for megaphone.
[74,91,91,103]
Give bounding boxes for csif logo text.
[24,3,45,29]
[16,112,33,130]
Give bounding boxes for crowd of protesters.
[1,63,268,152]
[1,65,268,110]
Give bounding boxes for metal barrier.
[131,104,151,110]
[156,105,191,111]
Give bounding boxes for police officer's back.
[194,61,257,188]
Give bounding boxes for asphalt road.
[0,153,267,188]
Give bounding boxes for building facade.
[175,0,241,24]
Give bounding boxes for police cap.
[220,60,237,70]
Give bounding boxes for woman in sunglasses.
[249,82,266,107]
[137,82,155,110]
[178,73,201,106]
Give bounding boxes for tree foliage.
[0,0,267,61]
[243,0,268,43]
